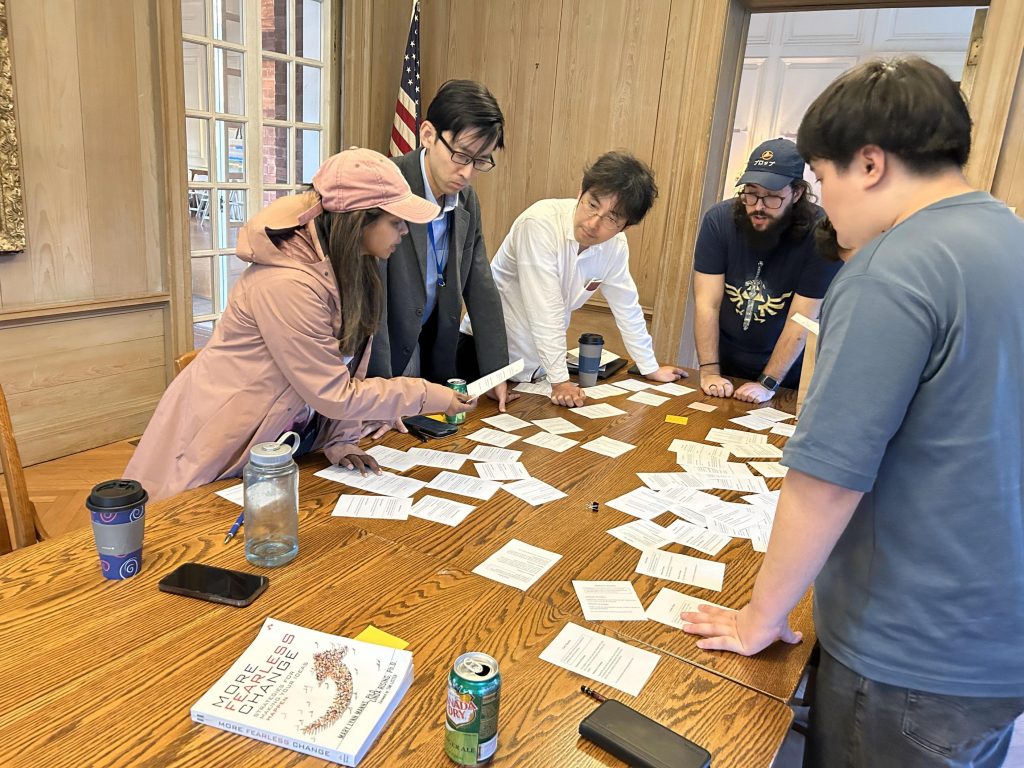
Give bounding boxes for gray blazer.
[367,150,509,382]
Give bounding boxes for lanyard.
[426,216,447,288]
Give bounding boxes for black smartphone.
[158,562,268,607]
[402,414,458,439]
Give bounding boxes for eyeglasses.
[580,193,625,230]
[738,190,788,210]
[436,133,496,172]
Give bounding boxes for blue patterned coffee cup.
[86,479,148,581]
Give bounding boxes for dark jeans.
[805,649,1024,768]
[455,332,482,382]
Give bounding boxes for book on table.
[191,617,413,766]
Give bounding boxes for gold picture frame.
[0,0,25,253]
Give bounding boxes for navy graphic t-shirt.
[694,199,840,385]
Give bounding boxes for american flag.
[388,0,421,157]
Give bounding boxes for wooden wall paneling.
[647,0,747,364]
[368,0,420,155]
[76,0,148,299]
[545,0,671,311]
[964,0,1024,192]
[992,54,1024,212]
[4,0,93,308]
[417,0,450,113]
[442,0,561,258]
[341,0,372,148]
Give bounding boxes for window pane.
[188,188,213,250]
[296,129,320,184]
[214,47,245,115]
[221,254,249,306]
[181,0,207,37]
[182,41,208,111]
[193,320,215,349]
[296,64,321,124]
[262,57,289,120]
[186,117,209,175]
[296,0,322,60]
[262,0,289,53]
[213,0,243,44]
[262,126,289,184]
[217,190,247,250]
[263,189,291,208]
[191,256,214,318]
[215,119,247,182]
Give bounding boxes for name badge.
[584,279,603,292]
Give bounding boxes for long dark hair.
[318,207,384,356]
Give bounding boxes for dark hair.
[426,80,505,151]
[731,179,819,244]
[318,208,384,356]
[581,151,658,227]
[813,217,845,263]
[797,56,971,174]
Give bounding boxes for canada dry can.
[446,378,468,425]
[444,651,500,765]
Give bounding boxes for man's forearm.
[747,469,862,627]
[694,306,721,371]
[761,322,807,381]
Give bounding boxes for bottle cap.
[578,332,604,345]
[249,441,296,467]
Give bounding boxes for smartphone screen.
[158,562,268,607]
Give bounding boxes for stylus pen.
[407,426,429,443]
[581,685,607,703]
[223,510,245,544]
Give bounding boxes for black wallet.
[579,699,712,768]
[401,415,457,439]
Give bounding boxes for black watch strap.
[758,373,780,391]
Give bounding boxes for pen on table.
[223,510,245,544]
[581,685,607,703]
[407,426,429,443]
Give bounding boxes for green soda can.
[446,378,468,425]
[444,651,500,765]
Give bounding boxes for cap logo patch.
[760,150,774,161]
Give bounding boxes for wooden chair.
[174,349,199,375]
[0,382,50,554]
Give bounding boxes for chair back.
[174,349,199,375]
[0,382,40,552]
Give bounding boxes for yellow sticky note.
[354,625,410,650]
[665,415,689,425]
[425,414,447,422]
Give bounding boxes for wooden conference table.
[0,368,810,768]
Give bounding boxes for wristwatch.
[758,373,780,392]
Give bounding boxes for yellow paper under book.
[354,624,410,650]
[665,415,689,425]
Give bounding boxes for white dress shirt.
[460,198,659,383]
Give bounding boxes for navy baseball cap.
[737,138,805,191]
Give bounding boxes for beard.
[732,198,794,251]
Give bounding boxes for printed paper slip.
[646,588,732,629]
[750,461,788,478]
[425,471,502,501]
[502,477,567,506]
[771,422,797,438]
[466,359,526,397]
[791,313,819,334]
[407,447,469,470]
[650,382,695,396]
[365,445,419,472]
[531,417,583,434]
[669,439,732,460]
[215,483,244,506]
[750,406,796,422]
[607,519,675,551]
[730,414,776,431]
[539,622,659,697]
[410,495,475,527]
[687,402,717,413]
[513,380,552,397]
[465,427,521,447]
[636,549,725,591]
[567,347,619,367]
[467,445,522,463]
[481,413,534,432]
[573,581,648,621]
[331,495,411,520]
[472,539,562,590]
[581,436,636,458]
[474,461,531,481]
[571,403,627,419]
[665,520,732,557]
[523,431,578,453]
[636,472,692,492]
[706,428,768,444]
[627,391,670,407]
[663,414,688,424]
[314,466,427,498]
[723,442,783,459]
[610,378,654,392]
[606,487,673,520]
[582,383,629,399]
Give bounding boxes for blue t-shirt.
[695,200,839,383]
[783,191,1024,697]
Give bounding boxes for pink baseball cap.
[312,147,440,223]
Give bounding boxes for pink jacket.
[126,193,455,501]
